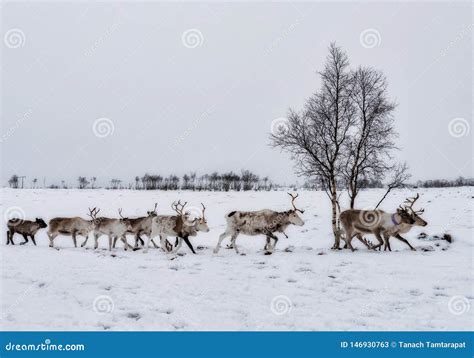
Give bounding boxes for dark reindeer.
[6,218,47,245]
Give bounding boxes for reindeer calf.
[7,218,47,245]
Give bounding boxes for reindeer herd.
[5,193,428,255]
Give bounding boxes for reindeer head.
[287,193,305,226]
[396,193,427,227]
[191,203,210,233]
[88,207,101,225]
[172,200,210,233]
[35,218,47,228]
[118,208,134,231]
[147,203,158,218]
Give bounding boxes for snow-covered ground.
[0,188,472,331]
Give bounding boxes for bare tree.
[78,176,89,189]
[344,66,397,208]
[271,43,355,247]
[8,175,19,188]
[375,162,411,209]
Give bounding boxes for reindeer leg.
[173,237,184,253]
[355,234,371,250]
[143,235,153,253]
[20,234,29,245]
[265,232,279,254]
[48,232,56,248]
[230,233,240,254]
[30,235,37,246]
[133,234,141,249]
[372,230,384,251]
[214,230,230,254]
[263,237,271,251]
[81,234,89,248]
[94,233,99,250]
[111,236,118,249]
[182,237,196,254]
[6,231,12,245]
[159,235,173,252]
[395,234,416,251]
[120,235,132,251]
[151,238,159,248]
[108,236,113,251]
[383,234,391,251]
[72,231,78,248]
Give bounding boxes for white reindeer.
[143,201,209,254]
[214,193,305,255]
[81,208,134,251]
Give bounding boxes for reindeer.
[47,208,97,248]
[111,203,160,249]
[6,218,47,245]
[143,201,209,254]
[382,194,427,251]
[214,193,305,255]
[339,193,427,252]
[81,208,134,251]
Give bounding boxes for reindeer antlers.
[171,200,188,216]
[201,203,206,220]
[118,208,126,219]
[403,193,424,214]
[287,192,305,213]
[152,202,158,212]
[87,207,100,220]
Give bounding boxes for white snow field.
[0,188,472,331]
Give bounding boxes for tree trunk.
[330,180,340,249]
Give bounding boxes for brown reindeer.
[6,218,47,245]
[48,208,97,248]
[339,193,427,251]
[214,193,305,255]
[382,194,427,251]
[112,203,159,249]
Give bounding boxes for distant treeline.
[6,174,473,190]
[414,177,474,188]
[7,170,276,191]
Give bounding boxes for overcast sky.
[1,1,472,187]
